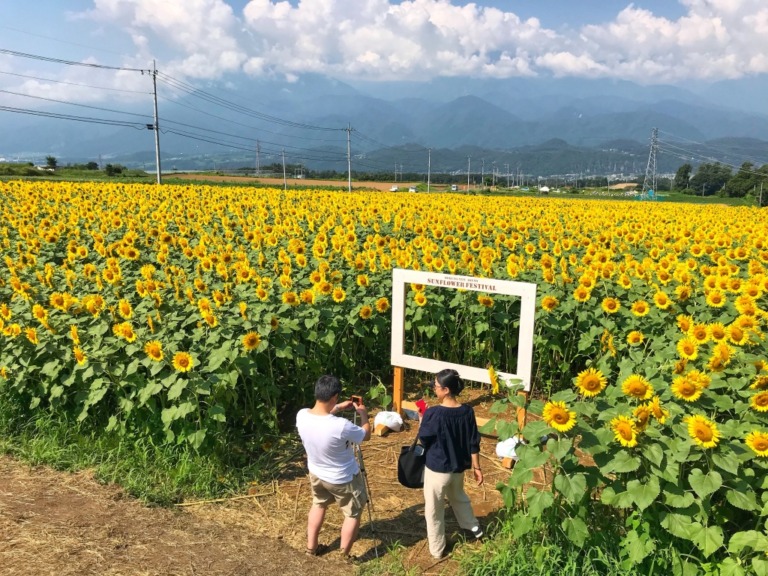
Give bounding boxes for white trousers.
[423,467,479,558]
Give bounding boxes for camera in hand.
[351,395,363,405]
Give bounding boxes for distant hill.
[1,73,767,175]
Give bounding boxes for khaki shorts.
[309,472,368,519]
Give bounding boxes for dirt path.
[0,396,525,576]
[0,455,352,576]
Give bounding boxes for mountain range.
[1,74,768,176]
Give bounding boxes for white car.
[408,186,417,193]
[390,185,398,192]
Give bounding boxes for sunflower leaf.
[688,468,722,499]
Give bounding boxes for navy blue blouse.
[417,404,480,473]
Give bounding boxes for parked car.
[450,184,458,191]
[390,185,398,192]
[408,186,417,193]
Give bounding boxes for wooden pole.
[516,391,528,430]
[393,366,405,415]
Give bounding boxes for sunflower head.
[610,415,638,448]
[745,431,768,457]
[242,331,261,352]
[621,374,654,400]
[172,351,194,373]
[144,340,164,362]
[574,368,607,397]
[684,415,721,449]
[542,400,577,433]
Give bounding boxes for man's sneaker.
[470,526,484,540]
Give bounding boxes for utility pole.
[281,148,287,191]
[481,158,485,187]
[505,163,509,188]
[427,148,431,193]
[256,140,260,176]
[641,127,658,200]
[346,123,352,193]
[467,156,471,191]
[151,60,162,184]
[394,163,398,182]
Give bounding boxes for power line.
[0,69,151,94]
[0,105,147,129]
[0,89,153,120]
[0,26,126,56]
[0,48,147,72]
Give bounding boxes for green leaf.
[719,558,746,576]
[660,512,700,541]
[600,450,641,474]
[49,385,64,400]
[521,420,550,440]
[29,396,41,409]
[525,488,554,517]
[187,428,207,450]
[601,485,634,509]
[663,486,695,509]
[554,473,587,504]
[712,451,740,475]
[546,438,573,460]
[693,525,724,558]
[208,404,226,423]
[688,468,722,498]
[167,379,188,401]
[561,516,588,547]
[478,417,497,435]
[138,381,162,405]
[627,476,660,511]
[642,443,664,467]
[729,530,768,554]
[622,528,655,565]
[206,343,231,372]
[511,513,534,538]
[753,557,768,576]
[516,444,550,470]
[726,489,760,512]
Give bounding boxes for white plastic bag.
[495,437,522,460]
[374,411,404,432]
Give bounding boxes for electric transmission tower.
[641,127,658,200]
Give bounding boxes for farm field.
[1,180,768,574]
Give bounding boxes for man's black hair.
[315,374,342,402]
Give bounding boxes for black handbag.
[397,437,426,489]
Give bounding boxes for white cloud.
[60,0,768,84]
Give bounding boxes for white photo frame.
[390,268,537,392]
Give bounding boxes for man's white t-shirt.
[296,408,366,484]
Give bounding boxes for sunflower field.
[1,180,768,571]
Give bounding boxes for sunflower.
[144,340,164,362]
[69,324,80,345]
[708,322,727,342]
[203,313,218,328]
[705,290,726,308]
[690,323,709,344]
[542,400,577,433]
[610,416,638,447]
[282,291,299,306]
[359,305,373,320]
[477,294,494,308]
[118,299,133,319]
[487,365,500,394]
[627,331,644,346]
[356,274,370,288]
[601,297,620,314]
[727,324,749,346]
[676,337,699,361]
[541,295,559,312]
[24,327,39,345]
[574,367,607,397]
[299,289,316,305]
[73,346,87,366]
[621,374,654,400]
[414,292,427,307]
[573,286,591,303]
[634,404,651,431]
[649,396,669,424]
[630,300,650,317]
[332,287,346,303]
[0,304,11,321]
[242,332,261,351]
[677,314,693,333]
[750,375,768,390]
[255,287,269,301]
[675,285,692,301]
[684,415,721,449]
[745,431,768,457]
[32,304,47,322]
[750,391,768,412]
[172,351,194,373]
[671,374,703,402]
[653,291,671,310]
[375,297,390,314]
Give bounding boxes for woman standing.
[417,368,484,559]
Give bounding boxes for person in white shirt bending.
[296,374,371,560]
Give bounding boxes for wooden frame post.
[393,366,405,415]
[516,391,528,430]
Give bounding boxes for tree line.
[673,161,768,206]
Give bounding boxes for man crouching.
[296,374,371,560]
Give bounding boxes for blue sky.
[1,0,768,104]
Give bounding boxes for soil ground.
[0,390,540,576]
